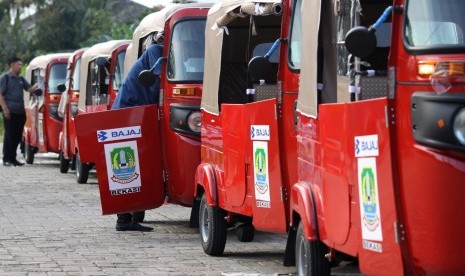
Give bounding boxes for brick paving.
[0,151,299,276]
[0,150,359,276]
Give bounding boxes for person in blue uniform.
[112,41,163,232]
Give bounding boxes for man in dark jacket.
[0,57,38,166]
[112,43,163,231]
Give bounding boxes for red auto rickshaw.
[74,4,212,222]
[194,0,292,255]
[23,53,71,164]
[287,0,465,275]
[57,48,87,174]
[68,40,130,183]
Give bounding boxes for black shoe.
[3,161,13,167]
[12,160,24,166]
[115,221,153,232]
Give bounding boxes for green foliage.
[0,0,158,68]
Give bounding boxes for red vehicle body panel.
[293,0,465,274]
[158,8,207,206]
[74,6,210,214]
[74,105,164,214]
[25,57,69,154]
[60,49,86,160]
[386,2,465,271]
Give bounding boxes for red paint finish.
[75,105,164,214]
[388,13,465,273]
[61,49,86,160]
[199,99,288,234]
[24,58,69,154]
[74,6,210,214]
[158,7,209,207]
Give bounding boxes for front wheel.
[236,223,254,242]
[24,143,35,164]
[75,154,89,184]
[295,222,330,276]
[199,194,227,256]
[59,151,70,173]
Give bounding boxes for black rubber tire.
[132,211,145,223]
[295,222,330,276]
[189,197,200,228]
[59,151,70,173]
[236,223,255,242]
[70,155,76,171]
[75,154,89,184]
[25,143,35,164]
[199,194,227,256]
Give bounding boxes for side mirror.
[345,26,377,58]
[138,70,158,86]
[34,88,43,96]
[96,56,108,67]
[57,83,67,93]
[248,56,271,83]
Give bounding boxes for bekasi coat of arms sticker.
[104,141,142,195]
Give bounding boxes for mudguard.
[194,163,218,206]
[290,181,319,240]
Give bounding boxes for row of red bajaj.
[23,0,465,275]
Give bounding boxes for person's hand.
[31,83,38,92]
[2,107,10,120]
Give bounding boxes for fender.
[194,163,218,206]
[283,181,320,266]
[290,181,319,240]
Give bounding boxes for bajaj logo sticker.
[354,135,379,157]
[253,141,270,208]
[251,125,270,140]
[97,131,108,141]
[97,126,142,142]
[104,141,142,196]
[357,157,383,242]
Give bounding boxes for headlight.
[453,108,465,145]
[187,111,201,133]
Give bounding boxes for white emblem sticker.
[104,141,142,195]
[97,126,142,142]
[355,135,379,157]
[251,125,270,141]
[253,141,270,208]
[358,157,383,241]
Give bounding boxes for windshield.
[288,0,302,69]
[405,0,465,50]
[167,19,206,82]
[71,58,81,91]
[113,51,126,91]
[48,63,67,94]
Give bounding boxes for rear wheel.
[59,151,70,173]
[199,194,227,256]
[295,222,330,276]
[25,143,35,164]
[70,155,76,171]
[76,154,89,184]
[236,223,255,242]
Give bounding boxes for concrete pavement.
[0,151,299,276]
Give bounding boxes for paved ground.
[0,150,359,276]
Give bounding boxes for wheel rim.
[200,204,210,243]
[76,156,81,178]
[297,237,308,275]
